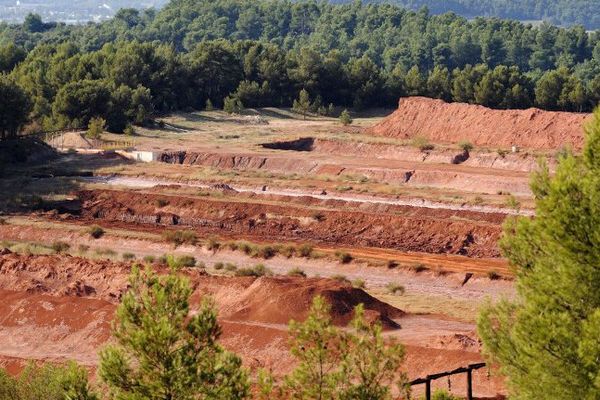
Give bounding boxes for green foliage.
[431,389,462,400]
[223,96,243,114]
[235,263,273,277]
[0,74,31,141]
[287,267,307,277]
[162,229,198,247]
[335,250,354,264]
[386,282,405,295]
[261,296,408,399]
[86,117,105,140]
[165,254,197,268]
[458,140,474,152]
[99,266,249,399]
[478,109,600,399]
[0,361,97,400]
[339,109,352,126]
[88,225,105,239]
[352,278,366,289]
[50,241,70,254]
[292,89,312,119]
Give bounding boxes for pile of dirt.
[75,189,503,257]
[0,251,403,328]
[220,276,404,329]
[368,97,590,151]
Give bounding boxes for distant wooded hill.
[333,0,600,30]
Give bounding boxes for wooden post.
[425,378,431,400]
[467,368,473,400]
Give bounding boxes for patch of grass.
[297,244,314,258]
[51,241,70,254]
[77,244,90,253]
[224,262,238,272]
[9,242,54,255]
[205,235,221,251]
[331,274,351,285]
[94,248,117,258]
[0,217,6,225]
[352,278,366,289]
[386,282,405,295]
[122,252,136,261]
[254,245,277,259]
[166,254,196,268]
[458,140,474,152]
[409,263,429,273]
[88,225,105,239]
[287,267,307,277]
[213,262,225,270]
[412,136,434,152]
[143,255,156,264]
[335,185,353,192]
[386,260,398,269]
[162,230,198,247]
[335,250,353,264]
[235,263,273,277]
[487,270,501,280]
[280,244,296,258]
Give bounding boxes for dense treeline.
[2,0,600,136]
[360,0,600,30]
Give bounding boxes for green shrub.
[88,225,105,239]
[297,244,314,258]
[287,267,307,278]
[162,230,198,247]
[213,262,224,270]
[255,245,277,259]
[94,248,117,257]
[387,260,398,269]
[432,389,462,400]
[458,140,474,152]
[412,136,434,152]
[331,274,351,285]
[352,278,366,289]
[410,263,428,273]
[77,244,90,253]
[165,254,196,268]
[235,264,273,277]
[335,250,353,264]
[122,252,136,261]
[339,109,353,126]
[386,282,405,295]
[225,263,238,272]
[51,241,70,254]
[143,255,156,264]
[0,217,6,225]
[206,235,221,251]
[281,245,296,258]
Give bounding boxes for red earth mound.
[368,97,590,151]
[0,251,402,328]
[219,276,404,329]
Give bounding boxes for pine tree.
[478,109,600,399]
[205,99,214,111]
[339,109,353,126]
[99,265,249,400]
[292,89,312,120]
[262,296,407,400]
[86,117,105,140]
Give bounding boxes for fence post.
[425,378,431,400]
[467,368,473,400]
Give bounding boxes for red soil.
[0,251,401,328]
[368,97,590,151]
[75,189,504,257]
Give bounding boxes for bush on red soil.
[368,97,589,151]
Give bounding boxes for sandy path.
[84,175,533,216]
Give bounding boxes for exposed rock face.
[367,97,590,151]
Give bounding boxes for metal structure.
[409,362,486,400]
